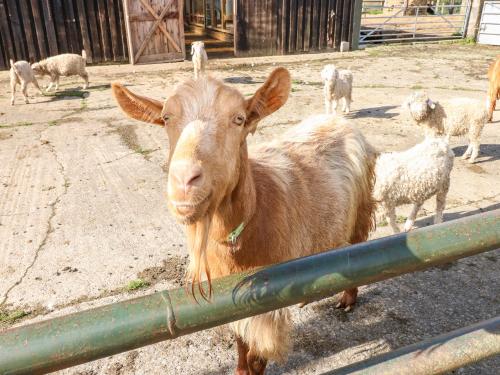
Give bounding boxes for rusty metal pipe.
[0,210,499,374]
[325,316,500,375]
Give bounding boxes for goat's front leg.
[404,202,422,232]
[336,288,358,312]
[55,76,60,91]
[235,337,250,375]
[247,351,267,375]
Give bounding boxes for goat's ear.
[112,83,164,126]
[245,68,291,133]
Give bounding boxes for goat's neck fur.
[415,102,446,136]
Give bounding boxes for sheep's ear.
[112,83,164,126]
[427,99,436,110]
[245,68,291,133]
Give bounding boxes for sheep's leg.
[54,76,60,91]
[246,352,267,375]
[235,337,250,375]
[46,79,55,92]
[325,98,331,115]
[343,97,351,114]
[10,80,16,105]
[404,203,422,232]
[336,287,358,312]
[469,140,480,164]
[461,144,473,160]
[435,189,448,225]
[21,81,29,104]
[332,100,338,115]
[384,206,400,234]
[81,72,89,89]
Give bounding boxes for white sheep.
[404,91,488,163]
[191,41,208,80]
[321,64,353,115]
[10,59,42,105]
[374,137,454,234]
[31,50,89,91]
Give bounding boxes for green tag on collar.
[228,222,245,245]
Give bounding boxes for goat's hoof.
[468,159,476,164]
[335,302,354,312]
[461,154,470,160]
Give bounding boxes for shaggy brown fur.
[487,56,500,122]
[112,69,377,374]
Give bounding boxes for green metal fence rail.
[325,316,500,375]
[1,210,499,375]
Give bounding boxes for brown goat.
[487,56,500,122]
[112,68,377,374]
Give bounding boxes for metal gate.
[478,1,500,45]
[359,0,472,45]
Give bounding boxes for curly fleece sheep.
[374,137,454,234]
[321,64,353,115]
[404,91,488,163]
[31,50,89,92]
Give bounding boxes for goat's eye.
[233,115,245,126]
[162,114,171,123]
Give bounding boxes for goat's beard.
[186,215,213,300]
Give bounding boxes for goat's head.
[403,91,436,122]
[321,64,339,85]
[191,41,205,56]
[112,68,291,295]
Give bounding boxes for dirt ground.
[0,43,499,375]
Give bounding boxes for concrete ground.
[0,42,499,374]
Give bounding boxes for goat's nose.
[169,163,203,192]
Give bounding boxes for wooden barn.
[0,0,358,70]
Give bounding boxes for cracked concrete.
[0,43,499,374]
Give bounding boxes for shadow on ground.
[348,105,399,119]
[453,144,500,164]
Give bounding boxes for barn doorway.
[184,0,235,58]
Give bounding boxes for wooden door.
[123,0,185,64]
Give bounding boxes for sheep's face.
[31,63,47,76]
[191,41,205,56]
[321,64,338,86]
[404,91,436,122]
[112,68,291,225]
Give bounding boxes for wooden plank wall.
[236,0,356,57]
[0,0,128,70]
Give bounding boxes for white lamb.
[374,137,454,234]
[10,59,42,105]
[321,64,353,115]
[31,50,89,91]
[191,41,208,80]
[403,91,488,163]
